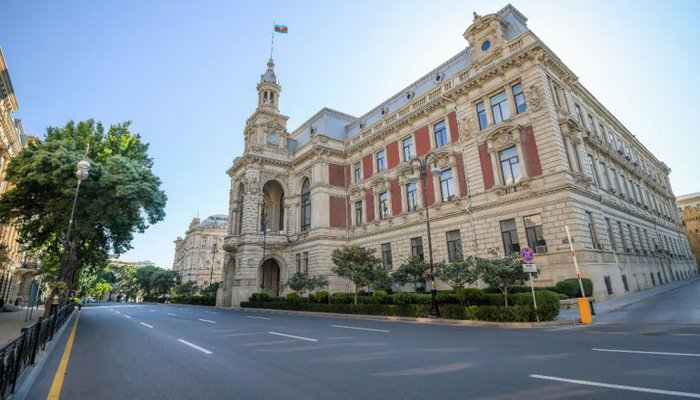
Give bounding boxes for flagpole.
[270,22,275,59]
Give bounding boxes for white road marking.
[115,310,120,314]
[530,374,700,398]
[177,339,213,355]
[217,332,263,337]
[268,331,318,342]
[167,313,177,316]
[124,315,132,319]
[140,322,153,329]
[205,311,217,314]
[246,316,271,320]
[592,348,700,357]
[671,333,700,337]
[199,319,216,324]
[149,309,156,312]
[332,325,389,333]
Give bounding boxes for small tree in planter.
[435,256,479,305]
[477,250,536,306]
[284,272,328,302]
[392,256,427,292]
[331,245,383,305]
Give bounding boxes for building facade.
[218,5,695,307]
[677,193,700,272]
[173,215,227,290]
[0,48,37,306]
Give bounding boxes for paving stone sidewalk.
[557,277,698,321]
[0,306,44,348]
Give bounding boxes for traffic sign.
[520,246,535,263]
[522,263,537,273]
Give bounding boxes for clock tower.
[244,58,289,152]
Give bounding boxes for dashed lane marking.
[199,319,216,324]
[246,316,271,320]
[268,331,318,342]
[332,325,389,333]
[530,374,700,398]
[167,313,177,316]
[140,322,153,328]
[592,348,700,357]
[124,315,132,319]
[178,339,213,354]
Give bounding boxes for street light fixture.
[61,154,90,303]
[407,153,442,318]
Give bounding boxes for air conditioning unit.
[535,245,548,253]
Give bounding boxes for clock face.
[481,40,491,52]
[267,132,278,144]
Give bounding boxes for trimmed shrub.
[457,287,487,306]
[249,292,270,302]
[393,292,412,305]
[286,292,301,304]
[314,291,329,303]
[171,295,215,306]
[555,278,593,298]
[510,290,561,321]
[372,290,388,303]
[435,292,456,304]
[331,292,353,304]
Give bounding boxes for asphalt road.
[28,280,700,399]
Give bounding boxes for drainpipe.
[441,92,478,253]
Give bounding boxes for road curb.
[228,306,579,328]
[12,310,77,400]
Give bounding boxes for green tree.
[134,265,160,298]
[331,245,383,305]
[175,281,200,297]
[477,251,536,306]
[436,256,479,289]
[114,264,139,302]
[284,273,328,301]
[0,120,166,315]
[201,282,220,297]
[150,270,178,297]
[392,256,428,292]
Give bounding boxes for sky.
[2,0,699,269]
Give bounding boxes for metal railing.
[0,304,75,399]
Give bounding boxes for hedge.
[171,295,215,306]
[240,290,561,322]
[555,278,593,298]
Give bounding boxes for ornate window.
[378,191,389,220]
[512,83,527,114]
[524,214,547,252]
[403,137,414,160]
[354,201,363,226]
[376,149,386,172]
[446,230,463,262]
[381,243,393,269]
[500,219,520,255]
[439,168,455,202]
[406,182,418,212]
[300,179,311,232]
[353,162,361,182]
[490,91,510,124]
[499,146,521,185]
[476,102,488,130]
[411,237,424,260]
[434,120,447,148]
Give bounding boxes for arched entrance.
[260,259,281,297]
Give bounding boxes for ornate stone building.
[173,215,227,290]
[0,48,37,306]
[218,5,695,307]
[677,193,700,272]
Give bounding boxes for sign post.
[520,247,539,323]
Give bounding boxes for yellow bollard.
[577,297,593,324]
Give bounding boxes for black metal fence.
[0,304,75,399]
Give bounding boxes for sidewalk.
[557,277,699,321]
[0,306,44,348]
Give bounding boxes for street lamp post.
[209,242,218,289]
[61,155,90,302]
[408,153,442,318]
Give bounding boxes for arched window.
[279,195,285,232]
[301,179,311,231]
[237,184,245,234]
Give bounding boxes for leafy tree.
[284,273,328,301]
[114,264,139,302]
[331,245,383,305]
[436,256,479,289]
[151,270,178,297]
[0,120,166,315]
[88,281,112,299]
[369,268,393,292]
[174,281,200,297]
[201,282,220,297]
[134,265,160,298]
[392,256,428,292]
[477,251,536,306]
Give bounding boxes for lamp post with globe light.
[407,153,442,318]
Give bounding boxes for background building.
[0,48,37,307]
[677,192,700,272]
[218,5,695,307]
[173,215,227,290]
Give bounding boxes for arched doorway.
[260,259,281,297]
[261,180,285,233]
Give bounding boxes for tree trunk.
[354,284,359,305]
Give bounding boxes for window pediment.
[481,124,522,152]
